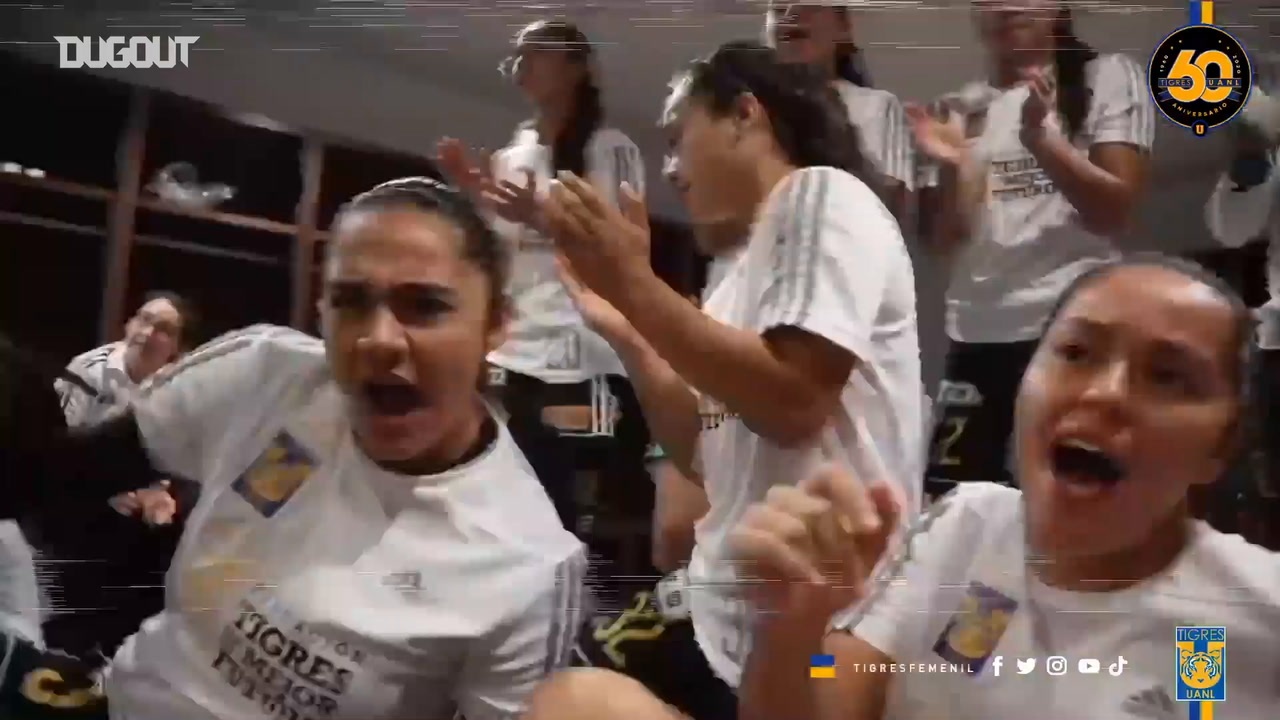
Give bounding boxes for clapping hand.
[730,463,901,617]
[905,103,969,166]
[109,479,178,526]
[555,254,635,342]
[435,137,539,226]
[1018,66,1056,143]
[541,172,651,303]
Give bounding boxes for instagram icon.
[1045,656,1068,676]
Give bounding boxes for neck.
[991,49,1053,88]
[382,399,494,477]
[1033,504,1193,592]
[124,355,150,384]
[536,103,571,144]
[753,155,798,223]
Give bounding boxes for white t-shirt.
[946,54,1155,343]
[486,126,646,383]
[836,483,1280,719]
[834,80,915,191]
[55,341,137,428]
[688,166,924,687]
[106,325,587,720]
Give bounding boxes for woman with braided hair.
[0,178,585,720]
[437,21,653,571]
[913,1,1155,499]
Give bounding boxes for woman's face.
[769,4,846,69]
[661,84,760,237]
[123,297,184,377]
[1014,265,1241,560]
[321,206,504,466]
[512,44,583,107]
[972,0,1059,57]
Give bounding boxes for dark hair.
[1040,253,1259,482]
[672,40,872,183]
[1052,9,1097,139]
[512,20,603,177]
[831,8,871,87]
[335,177,509,320]
[141,290,199,349]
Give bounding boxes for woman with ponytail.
[910,1,1154,498]
[766,3,914,221]
[437,20,651,581]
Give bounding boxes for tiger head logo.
[1179,647,1223,689]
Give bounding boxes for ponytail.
[834,42,871,87]
[551,74,604,176]
[1053,10,1097,139]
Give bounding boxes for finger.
[553,254,586,296]
[550,180,596,236]
[557,171,609,217]
[804,463,876,535]
[903,103,930,123]
[522,168,538,193]
[731,527,825,585]
[618,182,649,230]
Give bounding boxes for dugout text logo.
[1148,24,1251,135]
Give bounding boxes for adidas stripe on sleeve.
[457,546,589,720]
[589,130,646,208]
[1088,54,1155,149]
[131,324,317,484]
[877,94,915,190]
[754,167,903,358]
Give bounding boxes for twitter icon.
[1016,658,1036,674]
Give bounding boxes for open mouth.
[1050,439,1126,492]
[362,379,425,417]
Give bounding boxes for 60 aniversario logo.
[1148,2,1252,136]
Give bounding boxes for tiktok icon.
[1109,656,1128,676]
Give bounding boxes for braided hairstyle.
[510,20,604,177]
[333,177,509,323]
[1052,7,1097,139]
[669,41,874,187]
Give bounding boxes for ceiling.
[4,0,1278,226]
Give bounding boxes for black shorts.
[0,633,108,719]
[925,339,1038,497]
[575,589,736,720]
[495,370,653,528]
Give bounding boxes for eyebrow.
[327,279,456,297]
[1058,316,1221,374]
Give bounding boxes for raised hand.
[1018,66,1056,141]
[109,479,178,526]
[541,173,651,302]
[730,463,901,617]
[906,103,968,166]
[555,254,634,341]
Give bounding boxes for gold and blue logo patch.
[231,432,314,517]
[932,582,1018,675]
[1176,626,1225,719]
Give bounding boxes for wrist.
[607,260,662,318]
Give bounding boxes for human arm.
[732,464,904,720]
[455,549,589,720]
[907,103,988,255]
[649,452,707,571]
[611,170,898,446]
[871,95,915,225]
[1020,56,1154,236]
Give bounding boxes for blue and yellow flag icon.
[1188,0,1215,25]
[1176,626,1225,720]
[810,654,835,679]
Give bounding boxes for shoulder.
[1186,527,1280,610]
[835,82,902,111]
[483,423,585,560]
[65,342,119,375]
[776,166,880,208]
[141,324,323,396]
[588,126,639,153]
[885,483,1021,580]
[1086,52,1145,89]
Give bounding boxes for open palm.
[905,104,968,166]
[555,254,632,340]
